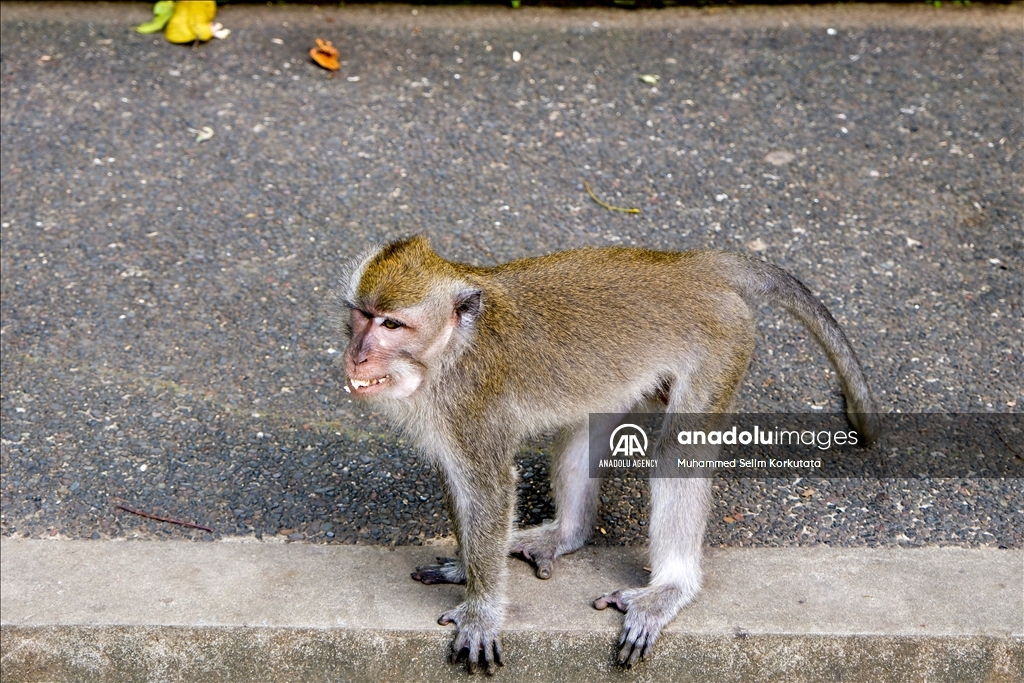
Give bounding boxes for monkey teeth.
[350,376,389,390]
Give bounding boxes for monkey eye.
[381,318,403,330]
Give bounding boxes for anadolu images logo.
[609,423,648,458]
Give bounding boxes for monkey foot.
[510,525,576,580]
[595,585,686,667]
[593,590,629,613]
[509,545,556,580]
[411,557,467,585]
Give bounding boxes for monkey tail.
[723,253,881,444]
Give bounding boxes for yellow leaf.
[165,1,216,44]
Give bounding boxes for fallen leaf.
[310,38,340,71]
[135,0,175,34]
[165,0,216,44]
[189,126,214,143]
[639,74,661,85]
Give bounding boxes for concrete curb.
[2,540,1022,681]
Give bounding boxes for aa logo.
[609,423,648,458]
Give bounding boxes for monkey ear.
[453,288,483,327]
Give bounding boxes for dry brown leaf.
[310,38,340,71]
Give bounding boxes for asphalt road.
[1,3,1021,550]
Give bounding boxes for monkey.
[337,236,879,674]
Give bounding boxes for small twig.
[584,181,640,214]
[115,504,213,533]
[994,427,1023,460]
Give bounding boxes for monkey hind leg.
[592,476,710,666]
[511,415,622,579]
[594,341,750,665]
[411,557,467,585]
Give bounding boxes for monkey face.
[340,237,484,403]
[343,306,426,400]
[341,288,482,402]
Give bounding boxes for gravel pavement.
[1,3,1021,550]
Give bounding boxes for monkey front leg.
[435,463,516,675]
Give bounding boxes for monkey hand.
[594,585,685,667]
[438,603,505,675]
[411,557,467,585]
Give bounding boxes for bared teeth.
[350,376,389,389]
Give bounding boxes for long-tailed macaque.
[338,236,879,674]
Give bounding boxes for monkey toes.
[509,530,562,580]
[595,585,685,667]
[411,557,467,585]
[593,589,630,613]
[511,546,555,580]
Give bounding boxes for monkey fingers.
[439,608,504,675]
[411,557,466,585]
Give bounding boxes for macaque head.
[340,237,482,401]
